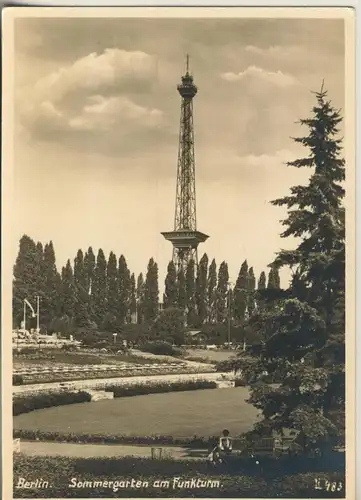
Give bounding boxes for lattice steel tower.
[161,56,209,271]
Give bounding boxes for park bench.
[219,436,302,459]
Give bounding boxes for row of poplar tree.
[12,238,279,333]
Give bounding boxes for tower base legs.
[172,247,198,272]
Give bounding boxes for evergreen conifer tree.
[207,259,217,323]
[106,251,118,330]
[13,235,40,327]
[74,249,90,327]
[257,271,267,313]
[186,260,197,327]
[91,249,107,327]
[42,241,61,326]
[247,267,256,318]
[129,273,137,322]
[196,253,209,324]
[144,258,159,323]
[136,273,145,324]
[216,261,229,323]
[118,255,130,325]
[176,268,187,312]
[234,260,248,323]
[239,86,346,452]
[84,247,95,318]
[60,259,76,319]
[163,261,178,309]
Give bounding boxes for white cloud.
[17,48,165,138]
[69,95,164,131]
[32,48,157,103]
[221,65,298,88]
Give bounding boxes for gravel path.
[13,371,230,394]
[17,441,206,461]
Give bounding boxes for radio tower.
[161,56,209,271]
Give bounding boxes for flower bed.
[13,364,214,386]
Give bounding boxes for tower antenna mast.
[161,56,209,271]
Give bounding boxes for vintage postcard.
[2,6,356,500]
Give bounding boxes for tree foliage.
[196,253,209,324]
[216,261,229,323]
[236,86,345,452]
[207,259,217,323]
[234,260,248,323]
[150,307,185,345]
[144,258,159,323]
[163,261,177,309]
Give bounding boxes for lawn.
[185,349,237,363]
[14,387,259,438]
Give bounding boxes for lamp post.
[36,296,40,333]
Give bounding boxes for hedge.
[13,455,346,498]
[13,429,219,447]
[106,380,217,398]
[13,375,24,386]
[141,341,183,357]
[13,391,91,416]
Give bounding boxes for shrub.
[235,378,247,387]
[105,380,217,398]
[13,374,23,386]
[142,341,183,357]
[13,391,91,416]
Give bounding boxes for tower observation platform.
[161,56,209,271]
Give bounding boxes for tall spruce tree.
[136,273,145,324]
[239,86,345,452]
[216,261,229,323]
[185,259,197,327]
[247,267,256,317]
[163,261,178,309]
[207,259,217,323]
[74,249,90,327]
[106,251,119,330]
[234,260,249,323]
[196,253,209,324]
[144,258,159,323]
[91,249,107,327]
[118,255,130,325]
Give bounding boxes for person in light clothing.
[207,429,233,464]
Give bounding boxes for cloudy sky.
[12,14,345,288]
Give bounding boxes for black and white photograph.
[2,6,356,499]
